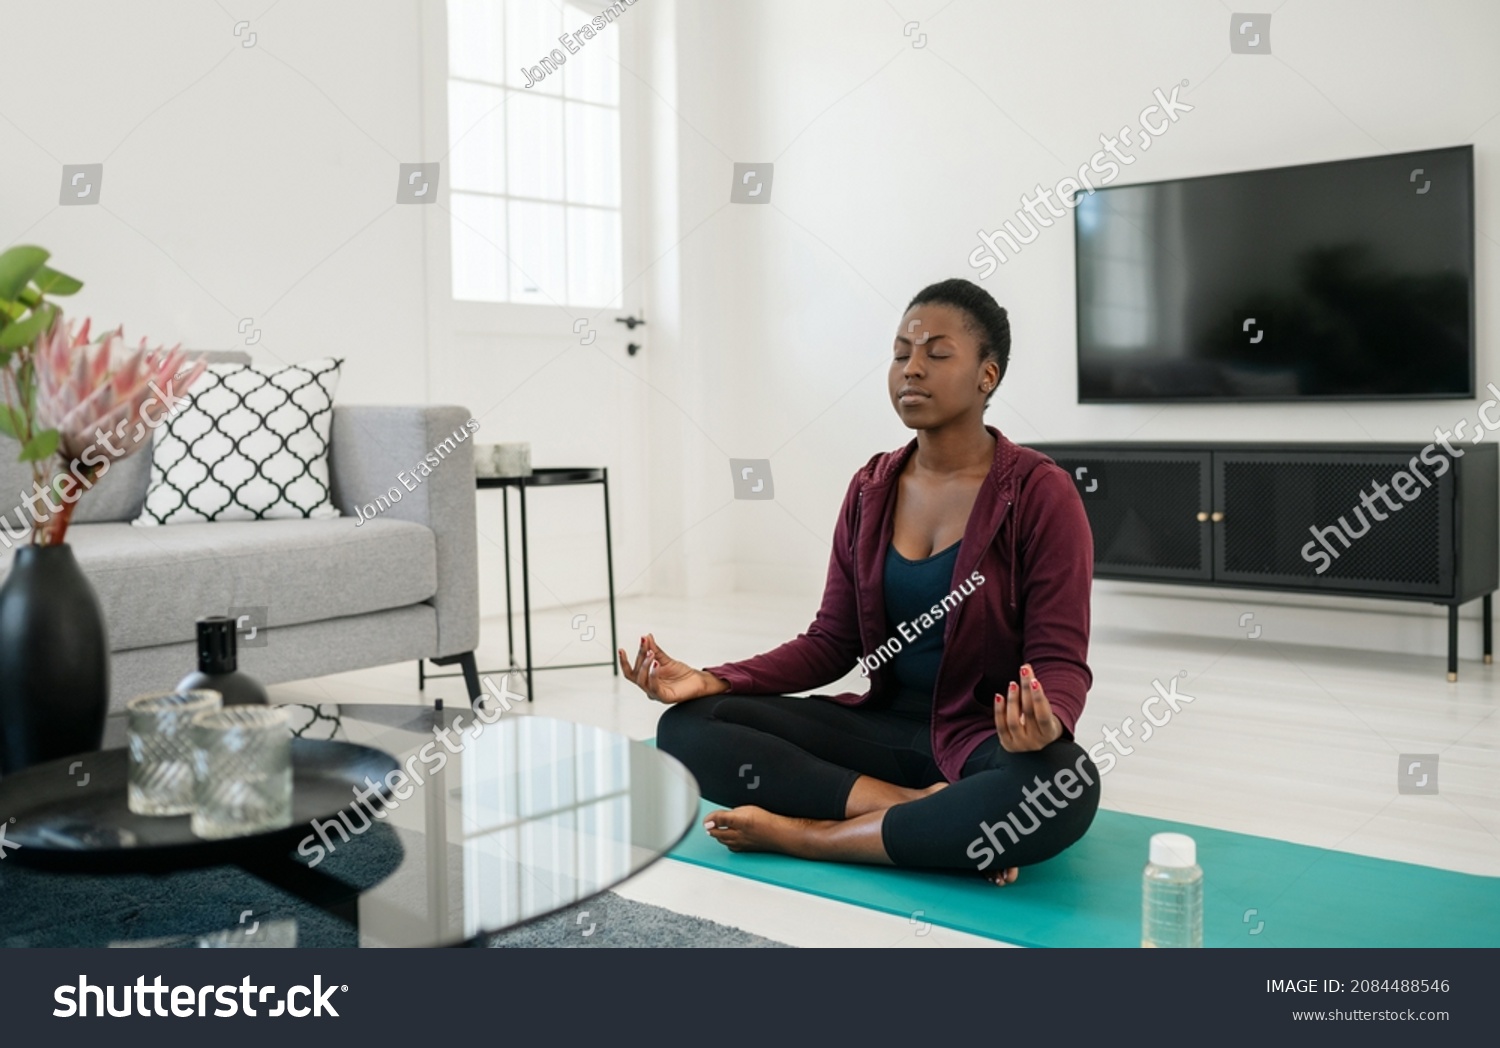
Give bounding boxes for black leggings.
[656,694,1101,871]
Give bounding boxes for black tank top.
[878,538,960,719]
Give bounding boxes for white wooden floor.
[270,590,1500,948]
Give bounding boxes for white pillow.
[134,358,343,525]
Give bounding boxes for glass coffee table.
[0,703,699,948]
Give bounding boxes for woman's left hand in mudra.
[995,663,1064,753]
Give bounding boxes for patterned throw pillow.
[134,358,343,525]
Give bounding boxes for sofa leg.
[427,652,483,708]
[458,652,482,708]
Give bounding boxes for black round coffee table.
[0,704,699,947]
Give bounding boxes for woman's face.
[889,303,994,427]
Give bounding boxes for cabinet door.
[1037,449,1213,581]
[1213,451,1453,597]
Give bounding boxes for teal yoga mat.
[648,743,1500,947]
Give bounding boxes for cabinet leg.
[1447,604,1459,682]
[1485,594,1493,665]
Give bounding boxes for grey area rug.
[486,891,794,948]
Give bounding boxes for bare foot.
[704,806,834,857]
[983,866,1020,887]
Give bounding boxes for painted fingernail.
[1031,680,1040,690]
[1021,665,1029,676]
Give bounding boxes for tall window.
[446,0,623,307]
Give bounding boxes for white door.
[420,0,649,670]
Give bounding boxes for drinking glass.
[190,706,293,839]
[126,690,223,816]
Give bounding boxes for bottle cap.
[1149,832,1197,867]
[196,615,238,673]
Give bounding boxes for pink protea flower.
[23,313,206,543]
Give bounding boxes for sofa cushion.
[135,357,343,525]
[72,449,152,524]
[44,516,437,652]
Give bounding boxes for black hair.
[905,278,1011,406]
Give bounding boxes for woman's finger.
[1030,679,1057,734]
[1007,682,1025,735]
[995,686,1013,745]
[619,647,642,682]
[646,633,667,668]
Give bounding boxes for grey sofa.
[0,404,482,710]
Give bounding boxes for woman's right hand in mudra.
[618,633,728,704]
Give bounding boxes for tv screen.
[1074,145,1474,402]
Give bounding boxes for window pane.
[447,0,504,83]
[561,3,619,106]
[565,101,619,207]
[447,80,505,194]
[508,200,566,306]
[567,206,621,308]
[450,192,507,302]
[506,0,563,94]
[507,91,565,201]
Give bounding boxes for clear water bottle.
[1142,832,1202,948]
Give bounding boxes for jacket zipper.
[851,487,863,649]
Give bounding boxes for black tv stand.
[1032,441,1498,680]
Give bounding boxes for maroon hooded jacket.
[701,424,1094,782]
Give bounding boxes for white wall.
[652,0,1500,661]
[0,0,429,404]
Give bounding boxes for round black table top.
[475,467,603,488]
[0,705,699,948]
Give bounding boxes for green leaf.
[0,246,49,301]
[0,305,54,349]
[31,265,82,296]
[0,404,20,439]
[18,428,59,462]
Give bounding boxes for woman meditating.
[618,278,1100,886]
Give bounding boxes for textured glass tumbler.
[126,690,223,816]
[190,706,293,839]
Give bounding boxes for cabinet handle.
[1196,511,1209,522]
[1211,511,1225,522]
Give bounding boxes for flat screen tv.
[1073,145,1474,402]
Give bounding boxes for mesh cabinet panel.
[1047,455,1208,575]
[1217,456,1448,593]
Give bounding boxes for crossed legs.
[653,694,1097,885]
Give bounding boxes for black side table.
[420,467,620,701]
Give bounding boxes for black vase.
[0,543,110,775]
